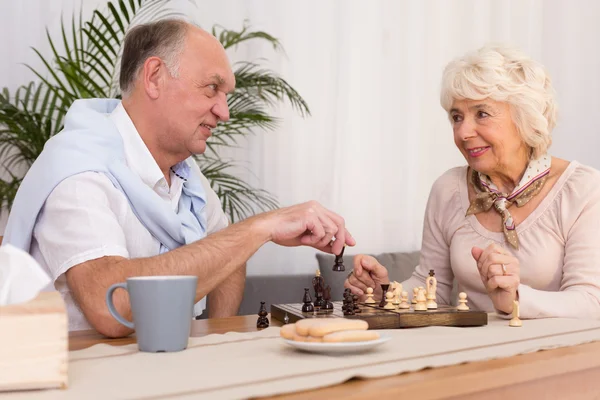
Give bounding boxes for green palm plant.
[0,0,309,222]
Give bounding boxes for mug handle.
[106,283,135,329]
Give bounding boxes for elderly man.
[3,19,354,337]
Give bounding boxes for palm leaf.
[212,22,282,51]
[196,157,278,222]
[0,1,314,221]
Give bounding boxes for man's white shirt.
[31,102,229,331]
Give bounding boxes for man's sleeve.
[33,172,130,282]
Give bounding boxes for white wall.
[1,0,599,275]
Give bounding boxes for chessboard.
[271,302,487,329]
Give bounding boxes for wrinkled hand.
[472,243,520,314]
[343,255,390,301]
[259,200,356,255]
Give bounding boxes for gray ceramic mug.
[106,275,198,352]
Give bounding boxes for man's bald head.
[118,18,234,167]
[119,19,216,97]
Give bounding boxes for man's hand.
[256,200,356,255]
[472,243,520,314]
[343,254,390,301]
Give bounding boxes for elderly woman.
[345,45,600,319]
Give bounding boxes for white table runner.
[2,315,600,400]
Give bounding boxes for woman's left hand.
[471,243,520,314]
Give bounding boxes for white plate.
[282,334,391,354]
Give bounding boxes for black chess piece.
[332,245,346,271]
[342,291,355,316]
[312,270,326,309]
[352,294,361,313]
[379,283,390,308]
[322,285,334,311]
[256,301,269,329]
[302,288,315,313]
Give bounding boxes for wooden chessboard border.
[271,301,488,329]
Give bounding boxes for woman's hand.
[343,254,390,301]
[472,243,520,314]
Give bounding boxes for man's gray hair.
[119,18,189,97]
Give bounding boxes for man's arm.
[207,263,246,318]
[67,217,265,338]
[67,201,355,338]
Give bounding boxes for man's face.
[159,30,235,158]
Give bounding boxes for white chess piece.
[384,291,396,310]
[399,291,410,309]
[392,282,402,306]
[426,292,437,309]
[365,287,376,304]
[414,288,428,311]
[426,270,437,301]
[412,287,419,304]
[457,292,469,311]
[509,300,522,327]
[394,281,403,298]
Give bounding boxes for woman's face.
[449,98,527,176]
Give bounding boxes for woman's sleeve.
[402,171,457,305]
[519,176,600,319]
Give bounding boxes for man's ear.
[142,57,164,99]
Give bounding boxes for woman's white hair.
[440,44,557,159]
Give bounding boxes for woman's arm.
[519,178,600,319]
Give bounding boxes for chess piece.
[384,291,396,310]
[509,300,522,327]
[365,287,376,304]
[379,283,390,308]
[457,292,469,311]
[414,288,428,311]
[312,269,326,309]
[301,288,314,312]
[352,294,361,313]
[332,245,346,271]
[342,290,354,315]
[256,301,269,329]
[399,291,410,309]
[426,270,438,309]
[392,281,402,306]
[412,287,419,304]
[426,269,437,299]
[322,284,334,311]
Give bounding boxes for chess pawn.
[256,301,269,329]
[384,291,396,310]
[399,291,410,309]
[301,288,315,313]
[365,287,376,304]
[412,287,419,304]
[457,292,469,311]
[414,288,428,311]
[509,300,522,327]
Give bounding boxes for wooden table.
[70,315,600,399]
